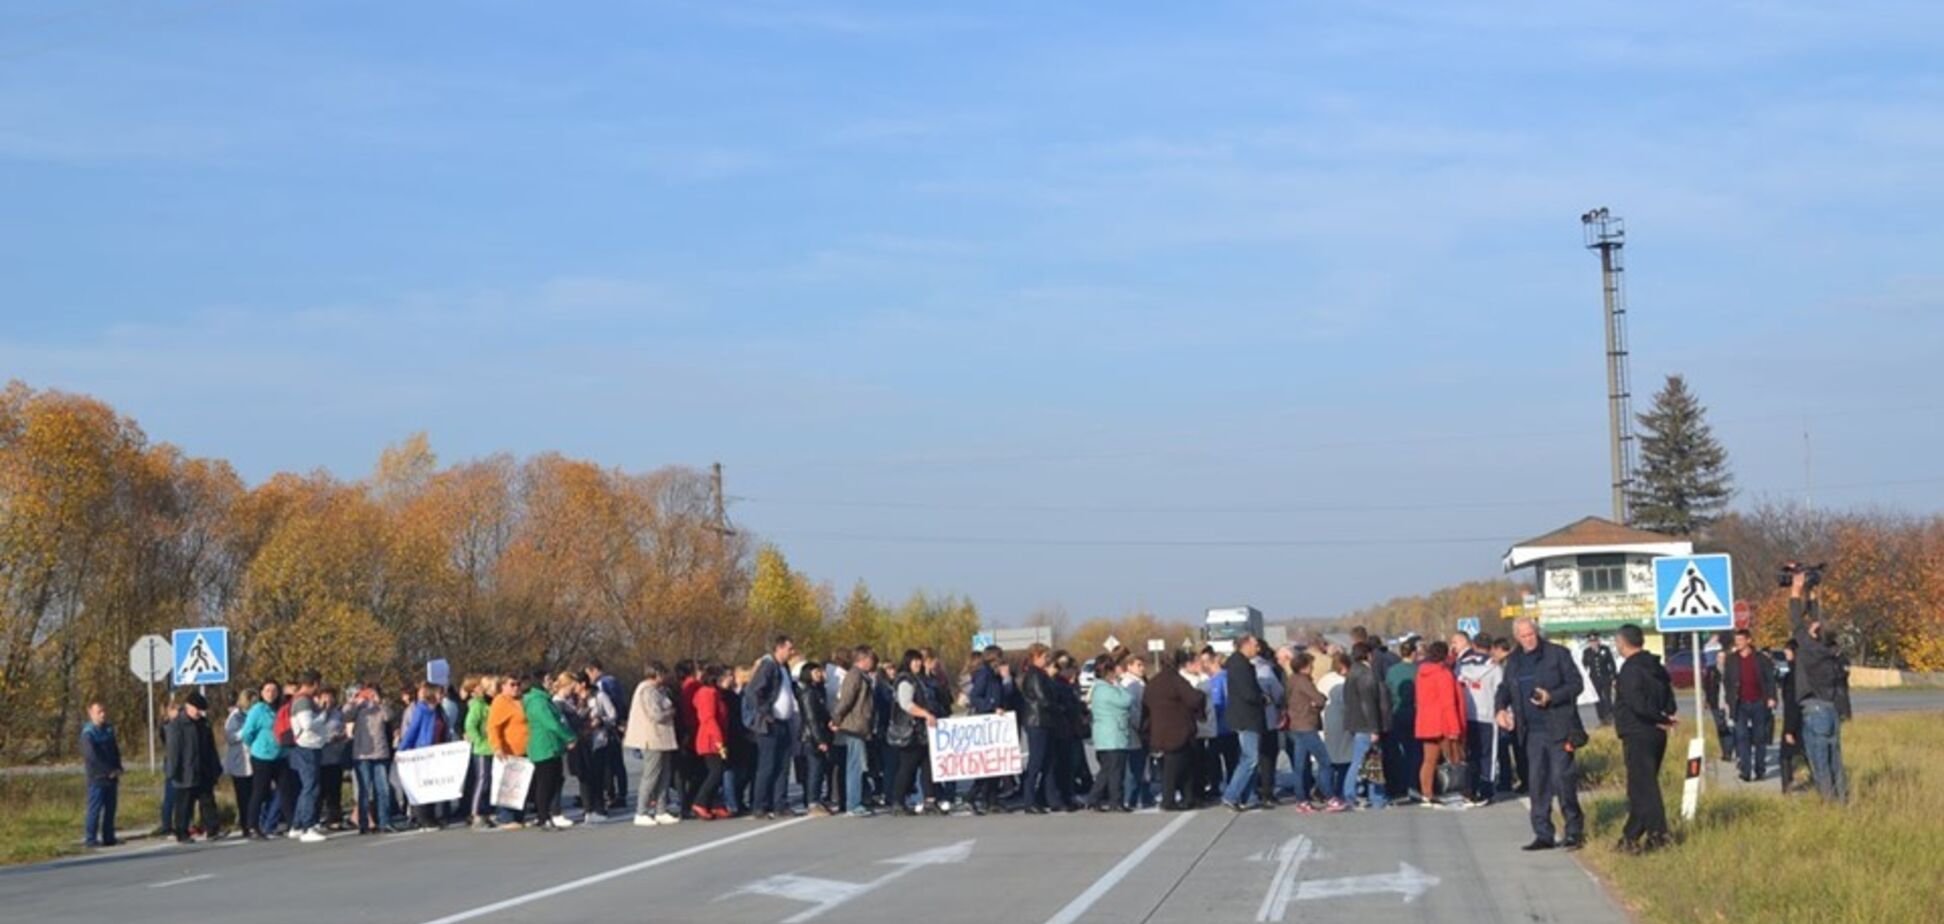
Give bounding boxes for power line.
[762,530,1523,548]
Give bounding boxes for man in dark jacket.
[81,701,123,847]
[965,646,1008,814]
[1495,618,1586,850]
[1789,574,1848,802]
[742,634,798,818]
[1219,635,1273,809]
[1144,649,1207,811]
[1720,628,1778,781]
[1612,624,1676,853]
[830,646,878,817]
[164,692,221,843]
[1778,641,1803,793]
[1582,634,1618,725]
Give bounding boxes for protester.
[1384,639,1421,803]
[1145,648,1206,811]
[1341,642,1392,810]
[796,661,835,816]
[887,649,941,816]
[624,662,681,826]
[823,648,852,810]
[164,691,221,844]
[1495,618,1586,850]
[486,674,531,829]
[567,671,616,820]
[689,664,731,820]
[462,675,499,829]
[317,687,351,830]
[832,646,879,817]
[1119,654,1154,809]
[965,645,1008,815]
[1283,651,1338,812]
[1456,634,1503,805]
[239,680,286,840]
[347,682,400,834]
[1488,638,1526,795]
[1721,628,1778,782]
[286,671,328,843]
[1414,641,1466,807]
[743,635,799,821]
[523,670,577,829]
[1220,634,1273,811]
[400,681,449,830]
[1086,655,1132,812]
[81,701,123,848]
[1202,648,1235,801]
[1319,653,1353,807]
[586,658,629,809]
[1019,643,1065,814]
[222,690,255,835]
[1613,623,1676,854]
[1789,572,1849,802]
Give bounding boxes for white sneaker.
[653,812,680,826]
[285,828,302,840]
[551,815,576,828]
[632,815,657,828]
[299,828,328,843]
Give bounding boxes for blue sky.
[4,1,1941,621]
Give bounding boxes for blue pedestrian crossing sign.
[1653,554,1735,633]
[1456,617,1482,636]
[971,632,995,652]
[172,627,230,685]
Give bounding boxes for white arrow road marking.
[1254,836,1314,923]
[1042,810,1198,924]
[1292,862,1440,903]
[730,839,976,924]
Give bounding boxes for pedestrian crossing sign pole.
[1653,553,1735,821]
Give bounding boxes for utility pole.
[1582,208,1637,524]
[709,461,736,536]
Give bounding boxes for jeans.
[1024,726,1061,808]
[1344,733,1387,808]
[1091,749,1127,807]
[1384,712,1421,797]
[467,754,494,819]
[289,747,321,831]
[85,780,118,845]
[1526,735,1583,844]
[1126,748,1153,807]
[1465,721,1497,800]
[159,781,176,832]
[1288,731,1335,801]
[636,749,672,816]
[1732,701,1772,778]
[752,726,791,813]
[1801,700,1848,802]
[354,758,394,832]
[842,733,870,812]
[1222,730,1263,806]
[803,746,829,808]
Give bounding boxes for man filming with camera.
[1786,564,1848,803]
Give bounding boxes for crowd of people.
[74,581,1848,857]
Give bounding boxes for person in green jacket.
[523,673,577,829]
[1087,656,1134,812]
[462,675,499,830]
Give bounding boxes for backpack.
[274,701,296,748]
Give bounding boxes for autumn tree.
[1629,374,1734,537]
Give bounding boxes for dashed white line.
[416,817,812,924]
[1041,810,1198,924]
[149,873,215,888]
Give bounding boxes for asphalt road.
[0,795,1624,924]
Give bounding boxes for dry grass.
[0,770,169,865]
[1578,712,1944,924]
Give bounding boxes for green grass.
[1578,712,1944,924]
[0,770,167,865]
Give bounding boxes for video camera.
[1777,561,1827,589]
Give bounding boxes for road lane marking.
[1292,861,1439,903]
[149,874,215,888]
[1255,835,1314,922]
[729,839,975,923]
[416,816,811,924]
[1041,810,1197,924]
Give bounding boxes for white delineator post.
[1680,630,1703,821]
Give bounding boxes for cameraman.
[1788,571,1848,803]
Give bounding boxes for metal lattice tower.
[1581,207,1637,524]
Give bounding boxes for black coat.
[1223,652,1267,734]
[1020,668,1057,729]
[164,712,218,789]
[1343,662,1392,735]
[1614,651,1676,739]
[797,681,833,748]
[1582,645,1618,687]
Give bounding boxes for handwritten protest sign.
[492,755,534,810]
[396,741,470,806]
[928,713,1024,783]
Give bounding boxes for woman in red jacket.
[687,664,731,820]
[1414,641,1467,803]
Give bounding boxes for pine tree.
[1629,374,1734,536]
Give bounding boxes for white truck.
[1203,605,1265,655]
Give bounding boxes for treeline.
[1708,503,1944,670]
[1316,578,1525,641]
[0,382,977,761]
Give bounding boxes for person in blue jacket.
[964,645,1010,814]
[81,701,123,847]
